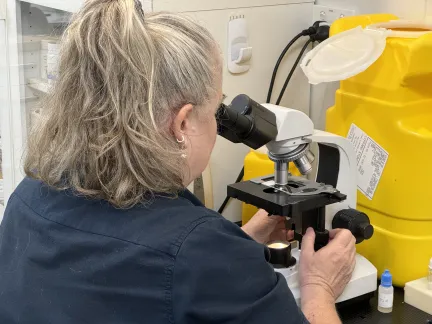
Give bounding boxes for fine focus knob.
[332,209,374,244]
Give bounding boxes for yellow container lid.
[300,18,432,85]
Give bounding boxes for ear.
[172,104,195,142]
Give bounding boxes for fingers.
[328,228,343,239]
[255,210,286,224]
[273,217,288,228]
[347,253,356,277]
[253,209,270,219]
[328,229,355,247]
[268,229,294,243]
[329,228,345,239]
[269,229,287,242]
[350,236,356,248]
[301,228,316,256]
[346,239,356,275]
[287,230,294,241]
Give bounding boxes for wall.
[316,0,428,20]
[154,0,314,221]
[311,0,430,130]
[141,0,152,11]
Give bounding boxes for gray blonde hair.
[24,0,219,208]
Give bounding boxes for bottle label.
[378,294,393,308]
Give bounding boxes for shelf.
[20,0,84,13]
[27,78,50,97]
[21,96,39,102]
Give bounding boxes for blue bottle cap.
[381,269,392,288]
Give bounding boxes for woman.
[0,1,356,323]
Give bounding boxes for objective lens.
[306,150,315,163]
[274,160,289,186]
[294,155,313,175]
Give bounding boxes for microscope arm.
[310,130,357,207]
[310,130,358,230]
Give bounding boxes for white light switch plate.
[313,5,356,24]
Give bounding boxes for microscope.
[217,94,378,305]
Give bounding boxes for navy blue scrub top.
[0,177,307,323]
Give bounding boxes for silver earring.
[177,136,187,158]
[177,135,185,144]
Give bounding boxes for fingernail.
[306,228,314,234]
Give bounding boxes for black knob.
[332,209,374,244]
[314,230,330,251]
[267,242,297,269]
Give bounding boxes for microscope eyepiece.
[216,95,278,150]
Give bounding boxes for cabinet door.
[0,7,6,217]
[2,0,73,211]
[2,1,151,217]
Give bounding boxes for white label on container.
[347,124,389,200]
[378,294,393,308]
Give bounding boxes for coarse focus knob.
[332,209,374,244]
[314,230,329,251]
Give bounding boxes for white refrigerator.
[0,0,314,222]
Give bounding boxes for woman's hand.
[299,228,356,303]
[241,209,293,244]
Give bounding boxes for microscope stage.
[227,178,346,217]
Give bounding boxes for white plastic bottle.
[428,258,432,290]
[40,40,50,80]
[378,269,394,313]
[47,42,60,85]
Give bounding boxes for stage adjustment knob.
[332,209,374,244]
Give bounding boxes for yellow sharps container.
[300,14,432,286]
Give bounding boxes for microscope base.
[276,249,378,306]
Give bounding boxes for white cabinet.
[0,16,6,212]
[0,5,9,216]
[0,1,5,19]
[13,0,84,13]
[18,0,152,13]
[0,0,73,220]
[0,0,151,220]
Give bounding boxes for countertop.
[339,288,431,324]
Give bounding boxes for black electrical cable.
[217,167,244,214]
[266,32,304,104]
[275,39,313,106]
